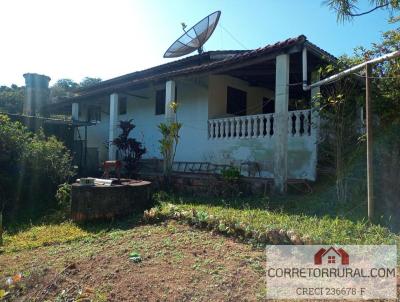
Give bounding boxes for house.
[314,247,350,265]
[47,35,335,192]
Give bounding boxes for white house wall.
[80,101,109,162]
[208,75,274,118]
[125,87,165,159]
[77,74,317,181]
[173,78,210,162]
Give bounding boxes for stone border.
[143,204,313,245]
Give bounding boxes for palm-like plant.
[158,102,182,176]
[112,120,146,178]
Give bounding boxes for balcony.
[208,109,312,139]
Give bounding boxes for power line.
[220,23,249,50]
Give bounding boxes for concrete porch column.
[273,54,290,193]
[72,102,79,121]
[165,80,176,123]
[310,71,321,181]
[108,93,119,160]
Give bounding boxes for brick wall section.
[140,173,273,196]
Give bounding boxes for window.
[87,106,101,122]
[327,256,336,264]
[262,97,275,114]
[119,97,127,115]
[155,89,165,115]
[227,86,247,116]
[155,86,178,115]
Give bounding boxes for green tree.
[323,0,400,226]
[317,56,363,203]
[354,28,400,125]
[50,78,79,99]
[50,77,102,100]
[0,115,73,222]
[79,77,102,88]
[324,0,399,22]
[353,28,400,225]
[0,85,25,113]
[53,79,79,90]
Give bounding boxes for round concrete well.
[71,180,153,222]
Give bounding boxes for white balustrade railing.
[289,110,312,137]
[208,109,312,139]
[208,113,274,139]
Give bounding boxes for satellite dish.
[164,11,221,58]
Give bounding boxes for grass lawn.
[151,183,399,245]
[1,187,399,301]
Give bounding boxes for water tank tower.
[23,73,51,116]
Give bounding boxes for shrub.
[112,120,146,177]
[26,131,73,184]
[220,166,242,197]
[0,115,73,222]
[221,166,241,182]
[56,183,72,209]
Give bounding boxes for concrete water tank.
[23,73,51,116]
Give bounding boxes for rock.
[172,211,181,219]
[301,235,313,244]
[290,234,303,245]
[267,229,281,244]
[278,229,289,241]
[286,230,296,238]
[257,232,269,243]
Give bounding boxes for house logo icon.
[314,247,349,265]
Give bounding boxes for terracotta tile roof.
[51,35,335,104]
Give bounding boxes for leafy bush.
[56,183,72,209]
[219,166,242,197]
[25,131,73,183]
[0,115,73,222]
[112,120,146,177]
[221,166,241,182]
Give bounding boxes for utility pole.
[365,64,374,221]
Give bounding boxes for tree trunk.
[0,211,3,246]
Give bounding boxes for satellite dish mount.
[164,11,221,58]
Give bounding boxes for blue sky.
[0,0,396,86]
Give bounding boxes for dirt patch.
[3,221,398,301]
[0,221,266,301]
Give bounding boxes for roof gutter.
[302,47,400,91]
